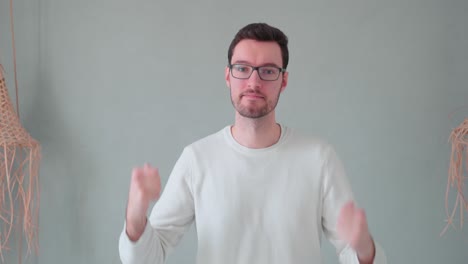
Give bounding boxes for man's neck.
[231,112,281,149]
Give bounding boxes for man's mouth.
[242,93,264,99]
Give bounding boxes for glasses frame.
[228,63,286,81]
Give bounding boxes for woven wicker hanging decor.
[0,0,41,261]
[0,66,41,261]
[441,118,468,236]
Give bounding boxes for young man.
[119,23,387,264]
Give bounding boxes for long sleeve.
[119,147,196,264]
[320,145,387,264]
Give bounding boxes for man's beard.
[230,87,282,119]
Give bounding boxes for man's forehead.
[232,39,282,65]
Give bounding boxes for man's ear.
[225,66,231,88]
[280,71,288,93]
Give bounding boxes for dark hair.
[228,23,289,69]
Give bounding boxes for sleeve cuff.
[119,220,154,262]
[339,241,387,264]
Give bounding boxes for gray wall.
[0,0,467,263]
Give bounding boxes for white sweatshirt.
[119,125,387,264]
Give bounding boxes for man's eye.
[235,66,248,72]
[261,68,277,75]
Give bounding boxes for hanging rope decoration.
[0,0,41,261]
[441,118,468,236]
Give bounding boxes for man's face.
[225,39,288,119]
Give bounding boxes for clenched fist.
[126,163,161,241]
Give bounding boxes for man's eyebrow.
[232,60,282,68]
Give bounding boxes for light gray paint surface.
[0,0,467,263]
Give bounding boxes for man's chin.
[237,108,268,119]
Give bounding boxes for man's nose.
[247,69,262,88]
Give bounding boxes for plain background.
[0,0,467,263]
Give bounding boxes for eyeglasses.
[229,64,286,81]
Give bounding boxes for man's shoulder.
[185,126,228,150]
[285,127,331,149]
[283,127,341,162]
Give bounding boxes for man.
[119,23,387,264]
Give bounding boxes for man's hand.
[337,201,375,263]
[126,163,161,242]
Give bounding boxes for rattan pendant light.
[0,0,41,262]
[441,118,468,236]
[0,67,41,261]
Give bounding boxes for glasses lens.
[258,67,280,81]
[231,65,252,79]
